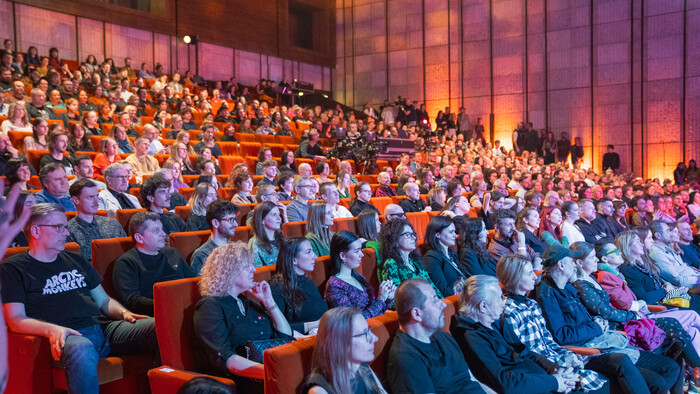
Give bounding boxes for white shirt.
[561,221,585,244]
[332,204,353,219]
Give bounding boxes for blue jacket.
[35,190,76,211]
[535,274,603,346]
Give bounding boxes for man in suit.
[98,162,142,216]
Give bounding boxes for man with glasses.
[35,163,76,211]
[384,204,406,221]
[99,162,142,216]
[191,200,240,275]
[113,211,195,316]
[387,279,487,394]
[320,182,352,219]
[67,179,126,261]
[140,175,187,236]
[287,176,315,223]
[246,185,288,226]
[350,181,379,216]
[0,203,157,394]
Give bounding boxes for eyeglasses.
[602,249,621,257]
[352,328,374,342]
[297,185,315,189]
[36,224,69,232]
[388,213,406,219]
[108,175,130,180]
[359,189,372,194]
[400,232,418,240]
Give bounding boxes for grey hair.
[24,203,65,236]
[103,162,129,178]
[458,275,500,319]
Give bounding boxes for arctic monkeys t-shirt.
[0,251,104,330]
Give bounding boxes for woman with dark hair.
[378,219,442,297]
[270,237,328,335]
[303,308,387,394]
[193,242,293,393]
[4,158,36,195]
[305,202,334,257]
[324,231,394,318]
[278,150,297,174]
[674,162,687,185]
[256,148,272,175]
[612,200,629,233]
[66,123,93,157]
[458,217,497,277]
[422,216,465,297]
[537,206,568,247]
[516,207,548,255]
[357,209,381,259]
[221,124,238,142]
[560,200,585,244]
[231,171,256,205]
[23,118,49,153]
[445,178,464,199]
[26,46,39,66]
[249,201,284,267]
[416,167,433,194]
[441,195,471,230]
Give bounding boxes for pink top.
[595,270,637,311]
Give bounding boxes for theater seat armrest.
[147,366,235,394]
[648,305,667,312]
[563,346,601,356]
[6,331,53,392]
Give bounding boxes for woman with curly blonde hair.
[194,242,293,392]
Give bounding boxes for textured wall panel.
[16,4,76,59]
[106,24,153,70]
[77,17,103,64]
[0,0,14,44]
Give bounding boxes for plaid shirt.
[502,294,605,392]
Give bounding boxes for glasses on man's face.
[352,328,374,342]
[388,213,406,219]
[400,232,418,240]
[108,174,130,180]
[298,185,315,190]
[37,224,69,233]
[359,189,372,194]
[219,217,237,225]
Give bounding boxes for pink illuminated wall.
[335,0,700,179]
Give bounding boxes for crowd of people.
[4,41,700,394]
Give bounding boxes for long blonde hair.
[175,131,196,155]
[187,182,214,216]
[168,141,193,168]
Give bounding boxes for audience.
[140,175,187,235]
[185,182,219,231]
[422,215,464,297]
[191,199,239,275]
[113,211,194,316]
[305,202,334,257]
[249,201,283,267]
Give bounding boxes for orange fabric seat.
[282,221,307,238]
[168,230,210,263]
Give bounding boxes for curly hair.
[273,237,310,316]
[199,242,254,296]
[379,218,416,266]
[458,217,491,262]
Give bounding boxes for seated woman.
[169,140,197,175]
[516,207,547,255]
[162,160,189,191]
[270,237,328,335]
[186,182,219,231]
[39,131,74,174]
[305,202,334,257]
[59,98,82,128]
[255,148,273,175]
[499,255,643,393]
[4,158,37,195]
[452,275,583,394]
[612,200,629,233]
[239,118,255,134]
[422,215,465,297]
[537,206,569,248]
[249,201,283,267]
[66,123,93,157]
[231,171,256,205]
[424,187,444,213]
[93,137,120,175]
[357,209,382,260]
[24,118,49,154]
[193,242,293,393]
[1,103,32,134]
[221,124,238,142]
[560,201,585,244]
[303,308,386,394]
[110,124,135,154]
[378,218,442,298]
[278,150,297,175]
[316,161,332,185]
[440,195,471,230]
[324,231,394,318]
[335,170,351,199]
[458,217,497,277]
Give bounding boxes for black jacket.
[422,248,465,297]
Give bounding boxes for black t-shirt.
[387,330,486,394]
[0,251,103,330]
[304,363,379,394]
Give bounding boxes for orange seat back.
[332,217,357,233]
[115,208,147,232]
[91,237,135,298]
[282,221,307,238]
[174,206,192,222]
[406,212,430,242]
[357,248,379,291]
[369,197,393,216]
[254,264,276,282]
[232,225,252,243]
[168,230,210,264]
[308,255,333,294]
[3,242,80,260]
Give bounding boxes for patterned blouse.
[379,257,443,299]
[325,275,391,319]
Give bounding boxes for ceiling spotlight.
[183,35,198,44]
[298,92,304,96]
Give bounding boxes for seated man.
[487,208,538,263]
[69,155,107,189]
[0,203,157,394]
[319,182,352,219]
[575,199,612,245]
[350,182,379,216]
[140,175,187,235]
[98,162,142,216]
[631,196,653,227]
[649,220,700,287]
[143,124,169,155]
[294,128,326,160]
[255,117,275,135]
[35,163,76,211]
[112,211,195,316]
[191,200,239,275]
[677,221,700,269]
[374,171,396,197]
[276,172,295,201]
[67,179,126,261]
[256,160,277,187]
[153,168,187,210]
[384,204,406,222]
[387,279,487,394]
[287,176,315,223]
[124,137,160,178]
[246,185,288,226]
[400,182,431,213]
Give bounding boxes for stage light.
[183,35,192,44]
[183,35,198,45]
[298,92,304,96]
[323,94,328,98]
